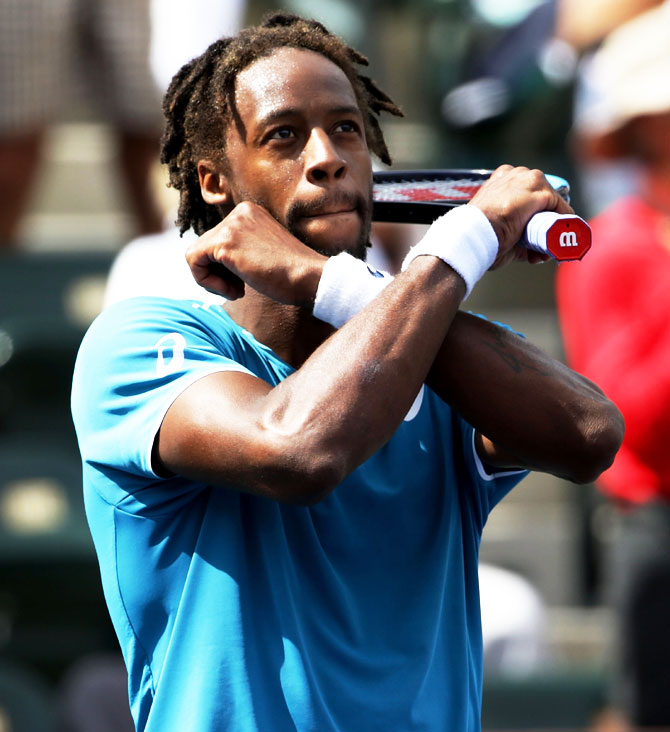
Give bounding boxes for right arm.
[155,167,622,503]
[155,253,466,504]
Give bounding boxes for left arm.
[185,167,624,486]
[426,311,624,483]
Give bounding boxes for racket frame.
[371,169,571,224]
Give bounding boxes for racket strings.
[372,178,485,203]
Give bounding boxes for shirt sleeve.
[464,417,527,510]
[72,297,254,483]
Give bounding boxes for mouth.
[286,189,372,259]
[302,207,358,219]
[290,191,364,221]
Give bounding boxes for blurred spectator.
[0,0,164,247]
[556,4,670,727]
[562,0,667,216]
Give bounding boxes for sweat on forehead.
[160,12,403,237]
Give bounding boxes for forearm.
[257,257,466,499]
[426,312,624,482]
[174,168,606,499]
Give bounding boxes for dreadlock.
[160,11,403,236]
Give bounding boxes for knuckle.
[185,240,203,264]
[530,168,547,187]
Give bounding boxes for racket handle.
[523,212,591,261]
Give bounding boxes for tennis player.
[71,13,624,732]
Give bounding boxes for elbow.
[567,402,625,484]
[265,446,348,506]
[256,407,354,505]
[279,460,346,506]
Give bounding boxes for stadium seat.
[0,250,113,326]
[0,438,91,559]
[0,315,82,443]
[0,249,113,448]
[0,439,116,680]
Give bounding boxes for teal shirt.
[71,297,526,732]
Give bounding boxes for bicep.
[154,370,276,493]
[153,369,336,504]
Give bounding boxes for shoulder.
[84,296,237,348]
[71,297,255,480]
[72,297,246,402]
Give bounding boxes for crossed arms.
[153,167,625,504]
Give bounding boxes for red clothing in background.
[556,195,670,503]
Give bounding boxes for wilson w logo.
[559,231,578,247]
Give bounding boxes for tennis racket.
[372,169,591,261]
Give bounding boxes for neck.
[224,289,335,368]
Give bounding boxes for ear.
[197,160,232,206]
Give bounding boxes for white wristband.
[312,252,394,328]
[401,205,498,299]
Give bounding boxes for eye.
[269,127,295,140]
[334,120,360,134]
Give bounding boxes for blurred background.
[1,0,668,730]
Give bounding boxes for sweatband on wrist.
[401,205,498,299]
[313,252,394,328]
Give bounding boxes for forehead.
[233,47,361,125]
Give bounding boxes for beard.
[285,185,373,261]
[228,182,373,262]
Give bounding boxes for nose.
[304,128,346,183]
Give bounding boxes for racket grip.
[523,212,591,261]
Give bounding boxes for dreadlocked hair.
[160,11,403,236]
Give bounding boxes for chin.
[293,225,370,262]
[309,237,368,261]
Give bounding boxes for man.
[557,5,670,727]
[72,13,623,732]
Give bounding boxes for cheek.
[251,164,300,216]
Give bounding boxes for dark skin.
[155,48,624,504]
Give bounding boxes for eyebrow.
[256,104,363,129]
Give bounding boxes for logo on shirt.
[155,333,186,377]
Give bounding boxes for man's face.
[221,47,373,258]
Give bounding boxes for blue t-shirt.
[71,297,527,732]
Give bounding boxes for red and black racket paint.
[372,170,591,261]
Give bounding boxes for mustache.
[286,190,370,229]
